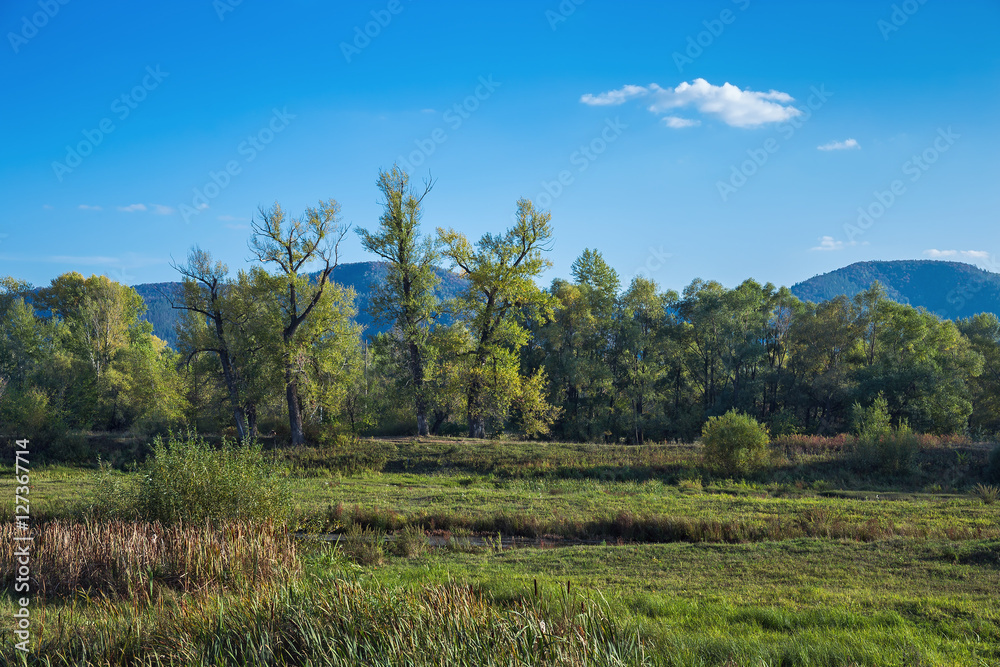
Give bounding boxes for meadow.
[1,434,998,665]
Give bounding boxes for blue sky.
[2,0,998,292]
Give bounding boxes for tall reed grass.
[2,576,646,666]
[0,519,298,601]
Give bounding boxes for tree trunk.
[469,416,486,439]
[246,403,258,440]
[467,375,484,438]
[286,368,304,446]
[218,354,249,441]
[430,410,447,435]
[409,342,429,436]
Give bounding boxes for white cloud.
[196,202,209,211]
[151,204,175,215]
[580,84,650,107]
[581,78,801,128]
[662,116,700,129]
[117,203,147,212]
[924,249,991,261]
[811,236,846,251]
[78,204,102,211]
[817,138,860,151]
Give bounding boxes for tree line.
[3,165,1000,446]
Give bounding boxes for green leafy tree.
[611,277,671,444]
[958,313,1000,435]
[172,248,260,440]
[438,198,557,438]
[357,165,439,435]
[250,200,349,445]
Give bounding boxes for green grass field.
[2,436,998,665]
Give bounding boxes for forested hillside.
[791,260,1000,320]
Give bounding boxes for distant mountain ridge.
[790,260,1000,320]
[134,261,467,348]
[133,259,1000,347]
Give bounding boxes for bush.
[391,525,430,558]
[850,394,892,439]
[850,396,920,475]
[0,386,67,443]
[853,422,920,475]
[972,483,999,505]
[701,410,770,476]
[95,431,291,524]
[341,524,385,566]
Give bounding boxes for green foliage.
[0,386,67,441]
[850,393,892,437]
[972,483,999,505]
[97,431,291,524]
[439,198,558,438]
[701,410,770,475]
[768,409,802,438]
[850,394,920,475]
[341,523,385,565]
[986,444,1000,483]
[853,423,921,476]
[391,525,430,558]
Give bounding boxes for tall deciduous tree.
[439,198,556,438]
[357,165,439,436]
[250,200,348,445]
[172,247,257,441]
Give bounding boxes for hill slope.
[790,260,1000,320]
[134,261,467,348]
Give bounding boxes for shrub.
[391,525,430,558]
[701,410,770,476]
[95,431,291,524]
[853,422,921,475]
[972,483,999,505]
[341,524,385,566]
[850,394,892,438]
[0,386,67,443]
